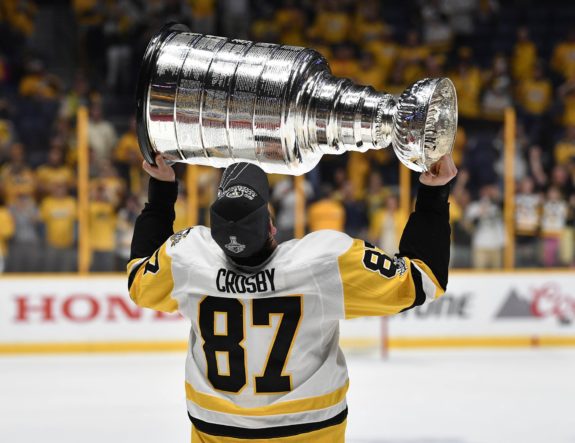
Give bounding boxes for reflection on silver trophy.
[137,24,458,174]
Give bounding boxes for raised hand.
[419,154,458,187]
[142,155,176,182]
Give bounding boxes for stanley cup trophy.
[137,24,457,175]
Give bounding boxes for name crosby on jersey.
[216,268,276,294]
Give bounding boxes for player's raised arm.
[127,155,179,312]
[337,155,457,318]
[399,154,457,290]
[131,155,177,260]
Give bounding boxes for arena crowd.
[0,0,573,272]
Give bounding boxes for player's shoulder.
[277,230,353,263]
[165,225,223,262]
[168,225,214,247]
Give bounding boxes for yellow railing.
[76,106,90,274]
[503,107,516,269]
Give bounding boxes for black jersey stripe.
[400,263,426,312]
[188,407,347,439]
[127,258,148,290]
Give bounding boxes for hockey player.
[128,154,457,442]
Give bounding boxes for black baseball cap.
[210,163,270,258]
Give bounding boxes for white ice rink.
[1,349,574,443]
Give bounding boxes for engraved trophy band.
[136,23,458,174]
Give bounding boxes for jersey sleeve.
[127,241,178,313]
[337,239,444,319]
[127,177,179,313]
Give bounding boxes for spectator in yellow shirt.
[512,27,537,81]
[19,60,60,100]
[0,143,36,205]
[449,48,483,120]
[519,66,552,116]
[36,145,74,197]
[1,0,37,37]
[114,117,142,194]
[551,30,575,80]
[308,0,351,45]
[274,0,307,47]
[0,195,14,272]
[395,30,429,86]
[91,160,126,208]
[39,182,77,272]
[89,185,117,272]
[364,28,397,85]
[307,187,345,232]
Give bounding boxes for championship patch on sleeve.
[170,227,192,247]
[392,257,407,276]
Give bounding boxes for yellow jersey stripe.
[185,380,349,416]
[191,419,347,442]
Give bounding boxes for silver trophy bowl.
[137,24,457,174]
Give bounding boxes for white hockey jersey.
[127,226,444,442]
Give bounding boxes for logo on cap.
[225,236,246,254]
[224,185,256,200]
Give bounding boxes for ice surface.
[1,349,574,443]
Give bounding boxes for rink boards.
[0,270,574,353]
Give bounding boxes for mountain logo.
[495,289,533,318]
